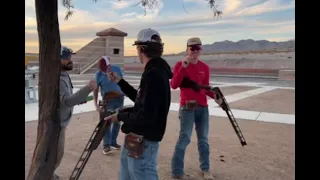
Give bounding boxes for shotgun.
[69,105,133,180]
[180,77,247,146]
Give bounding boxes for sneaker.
[111,143,121,150]
[102,146,111,155]
[171,173,194,180]
[202,171,214,180]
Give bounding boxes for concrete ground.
[229,89,295,115]
[25,111,294,180]
[171,86,258,104]
[25,74,295,179]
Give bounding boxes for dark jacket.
[117,57,173,141]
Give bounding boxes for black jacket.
[117,57,173,141]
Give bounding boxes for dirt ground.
[25,111,295,180]
[170,86,258,103]
[229,89,295,114]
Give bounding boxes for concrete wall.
[124,53,294,76]
[105,36,124,71]
[125,52,295,64]
[278,70,295,81]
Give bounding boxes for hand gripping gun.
[69,105,133,180]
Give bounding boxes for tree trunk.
[27,0,61,179]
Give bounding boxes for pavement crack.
[255,112,262,121]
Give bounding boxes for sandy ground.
[229,89,295,115]
[171,86,258,103]
[25,111,295,180]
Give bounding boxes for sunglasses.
[189,45,202,51]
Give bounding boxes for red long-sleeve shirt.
[170,60,215,107]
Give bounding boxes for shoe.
[111,143,121,150]
[102,146,111,155]
[171,173,194,180]
[202,171,214,180]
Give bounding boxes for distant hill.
[26,39,295,57]
[178,39,295,55]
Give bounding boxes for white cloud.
[223,0,242,15]
[253,25,295,35]
[110,0,139,9]
[266,37,293,42]
[25,0,295,55]
[121,12,137,17]
[184,0,208,6]
[234,0,295,16]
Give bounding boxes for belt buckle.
[185,100,197,110]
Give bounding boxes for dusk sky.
[25,0,295,56]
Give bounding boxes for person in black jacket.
[106,28,173,180]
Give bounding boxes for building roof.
[96,28,128,37]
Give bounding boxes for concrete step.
[83,68,99,74]
[124,71,278,79]
[71,80,89,85]
[211,74,278,79]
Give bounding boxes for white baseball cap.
[133,28,162,45]
[100,56,110,66]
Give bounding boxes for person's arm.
[117,66,124,79]
[109,68,137,101]
[117,79,137,102]
[115,67,128,97]
[60,80,92,107]
[93,73,99,107]
[170,62,186,89]
[180,77,201,92]
[117,72,163,127]
[93,88,99,106]
[203,66,215,99]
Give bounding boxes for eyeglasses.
[189,45,202,51]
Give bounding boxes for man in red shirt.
[170,37,220,180]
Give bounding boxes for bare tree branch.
[206,0,222,18]
[62,0,74,20]
[62,0,222,20]
[182,0,189,14]
[141,0,159,17]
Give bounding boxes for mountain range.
[26,39,295,56]
[178,39,295,54]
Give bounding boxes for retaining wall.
[124,58,295,80]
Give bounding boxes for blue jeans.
[119,138,159,180]
[171,106,210,176]
[103,97,124,147]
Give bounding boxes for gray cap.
[133,28,162,45]
[187,37,202,46]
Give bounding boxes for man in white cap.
[106,28,173,180]
[93,56,124,154]
[53,46,97,180]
